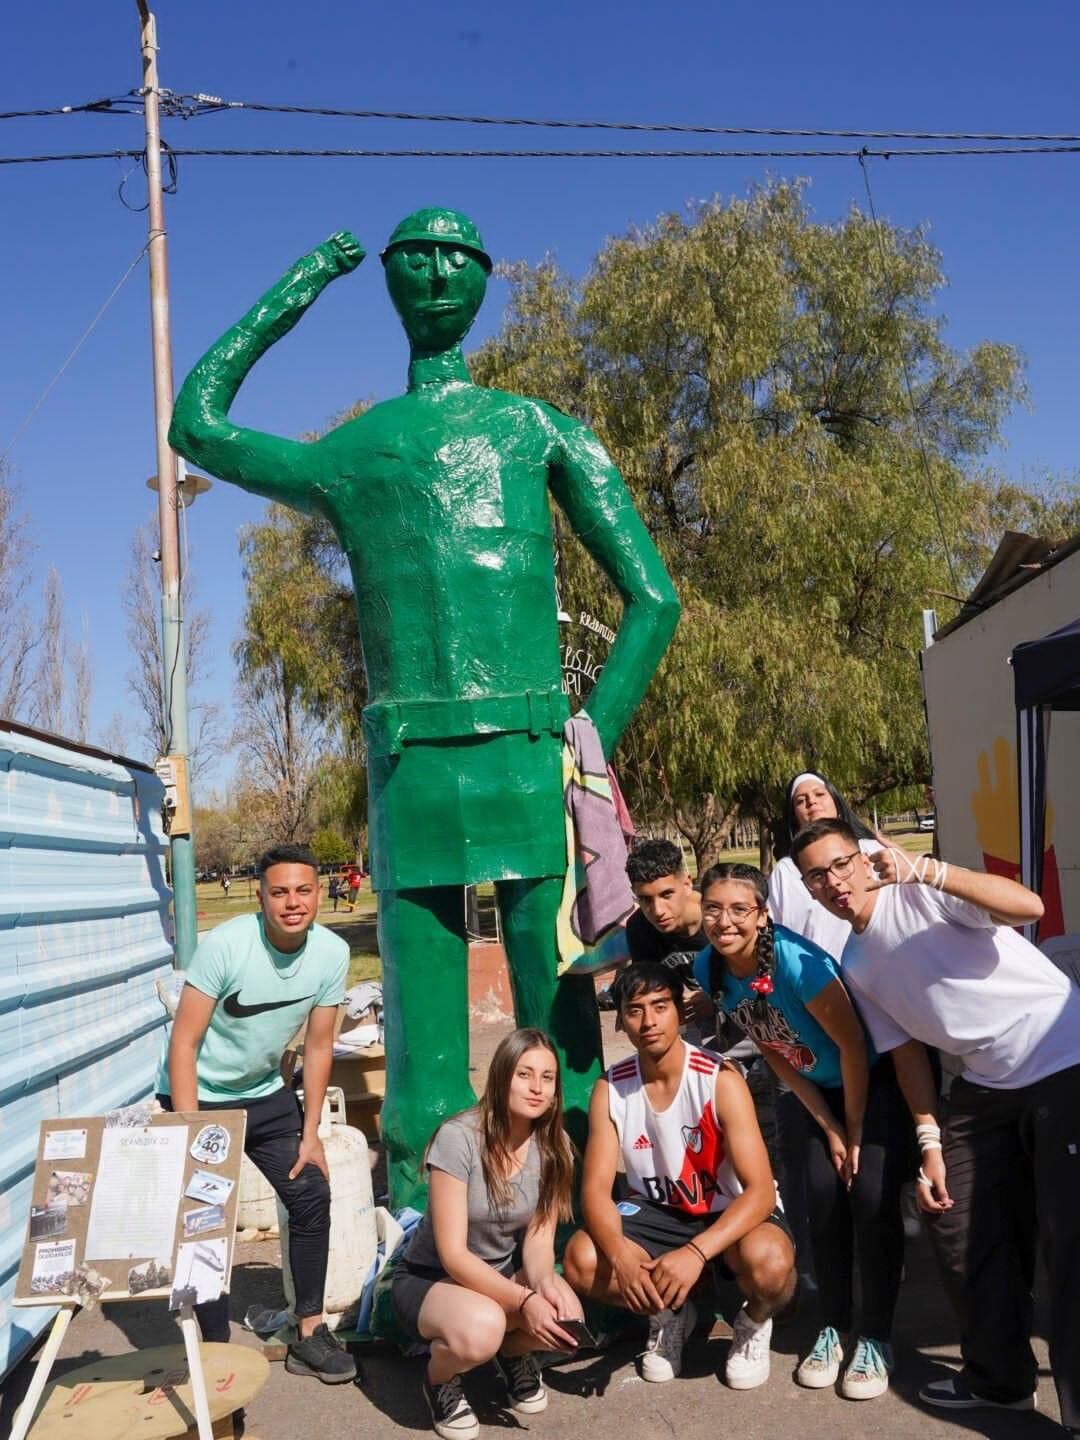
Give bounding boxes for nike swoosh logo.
[222,991,315,1018]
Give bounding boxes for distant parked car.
[918,813,936,831]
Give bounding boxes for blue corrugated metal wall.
[0,724,173,1376]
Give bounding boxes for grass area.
[190,821,935,982]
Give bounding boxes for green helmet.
[380,207,492,272]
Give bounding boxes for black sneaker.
[919,1375,1035,1412]
[422,1371,480,1440]
[496,1351,548,1413]
[284,1323,358,1384]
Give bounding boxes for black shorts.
[616,1196,793,1281]
[390,1255,516,1341]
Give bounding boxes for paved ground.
[1,1013,1062,1439]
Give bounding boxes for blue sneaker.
[840,1336,893,1400]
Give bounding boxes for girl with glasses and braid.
[693,863,919,1402]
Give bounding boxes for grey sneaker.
[640,1299,697,1382]
[496,1351,548,1413]
[423,1371,480,1440]
[796,1325,843,1389]
[284,1323,357,1384]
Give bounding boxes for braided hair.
[699,862,775,1024]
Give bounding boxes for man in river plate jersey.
[564,962,795,1389]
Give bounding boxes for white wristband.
[919,1139,943,1154]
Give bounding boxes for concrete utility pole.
[136,1,197,969]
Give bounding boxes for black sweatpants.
[927,1062,1080,1427]
[159,1087,331,1341]
[798,1059,912,1340]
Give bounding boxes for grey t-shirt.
[403,1111,541,1275]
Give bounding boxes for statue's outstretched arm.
[545,410,680,758]
[169,232,365,512]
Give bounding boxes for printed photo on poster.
[43,1129,87,1162]
[128,1258,172,1296]
[183,1203,224,1238]
[170,1238,227,1311]
[30,1239,77,1295]
[185,1170,234,1206]
[29,1204,68,1241]
[46,1170,93,1207]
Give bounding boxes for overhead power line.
[0,236,152,464]
[210,100,1080,144]
[4,143,1080,165]
[6,90,1080,144]
[0,97,142,120]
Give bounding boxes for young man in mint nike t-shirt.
[159,844,354,1384]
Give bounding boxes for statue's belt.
[363,688,570,757]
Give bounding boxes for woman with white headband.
[768,773,885,959]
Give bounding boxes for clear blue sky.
[2,1,1078,790]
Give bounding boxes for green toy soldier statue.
[170,209,680,1204]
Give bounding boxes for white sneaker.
[796,1325,843,1389]
[640,1300,697,1382]
[725,1306,772,1389]
[840,1337,893,1401]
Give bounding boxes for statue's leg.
[378,885,476,1208]
[495,875,603,1151]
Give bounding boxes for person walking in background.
[345,865,361,912]
[390,1028,583,1440]
[328,874,342,912]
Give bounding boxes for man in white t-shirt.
[792,818,1080,1432]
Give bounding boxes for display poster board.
[14,1110,246,1310]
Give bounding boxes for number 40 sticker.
[190,1124,230,1165]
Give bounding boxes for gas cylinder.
[237,1153,279,1234]
[278,1086,377,1330]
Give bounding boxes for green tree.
[233,502,367,845]
[310,826,352,868]
[471,182,1028,868]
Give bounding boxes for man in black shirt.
[625,839,706,975]
[625,839,746,1057]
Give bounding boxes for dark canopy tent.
[1013,617,1080,942]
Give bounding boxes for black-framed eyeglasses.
[802,851,861,892]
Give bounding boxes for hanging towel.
[556,713,636,977]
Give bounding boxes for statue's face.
[384,241,487,351]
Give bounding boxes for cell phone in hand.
[555,1317,598,1349]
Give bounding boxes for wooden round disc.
[30,1342,269,1439]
